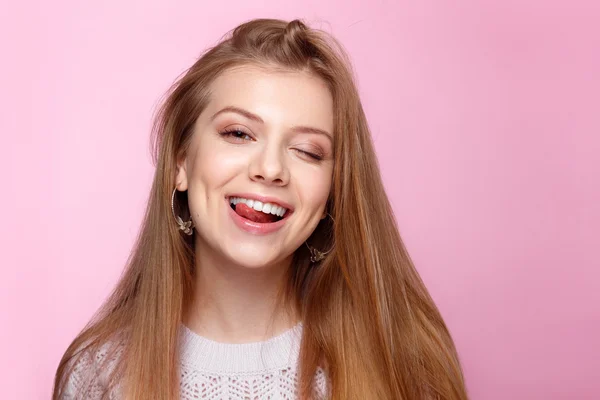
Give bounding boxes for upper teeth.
[229,197,288,217]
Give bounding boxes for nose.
[248,142,289,186]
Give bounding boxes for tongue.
[235,203,279,223]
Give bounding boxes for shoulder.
[313,366,330,399]
[60,340,123,399]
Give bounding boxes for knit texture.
[62,323,329,399]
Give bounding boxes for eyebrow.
[210,106,333,141]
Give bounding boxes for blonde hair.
[53,18,468,399]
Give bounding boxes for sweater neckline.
[179,322,303,374]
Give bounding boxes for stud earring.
[171,188,194,235]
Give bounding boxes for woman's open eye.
[220,129,253,142]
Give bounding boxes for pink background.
[1,1,598,398]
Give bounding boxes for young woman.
[53,18,468,399]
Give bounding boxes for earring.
[305,242,333,263]
[305,212,334,263]
[171,188,194,235]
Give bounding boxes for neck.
[183,238,299,343]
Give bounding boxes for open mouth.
[228,197,289,224]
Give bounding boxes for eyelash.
[219,129,324,161]
[220,128,253,142]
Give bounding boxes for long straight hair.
[53,18,468,399]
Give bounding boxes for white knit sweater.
[63,323,329,399]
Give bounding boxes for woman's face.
[176,66,334,268]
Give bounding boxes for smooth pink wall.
[2,1,598,398]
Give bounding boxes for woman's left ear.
[175,158,189,191]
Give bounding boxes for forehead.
[204,66,334,132]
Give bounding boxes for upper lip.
[227,193,294,211]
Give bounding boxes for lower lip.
[226,199,291,235]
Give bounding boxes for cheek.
[296,166,332,209]
[191,141,247,187]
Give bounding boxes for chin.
[222,243,287,270]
